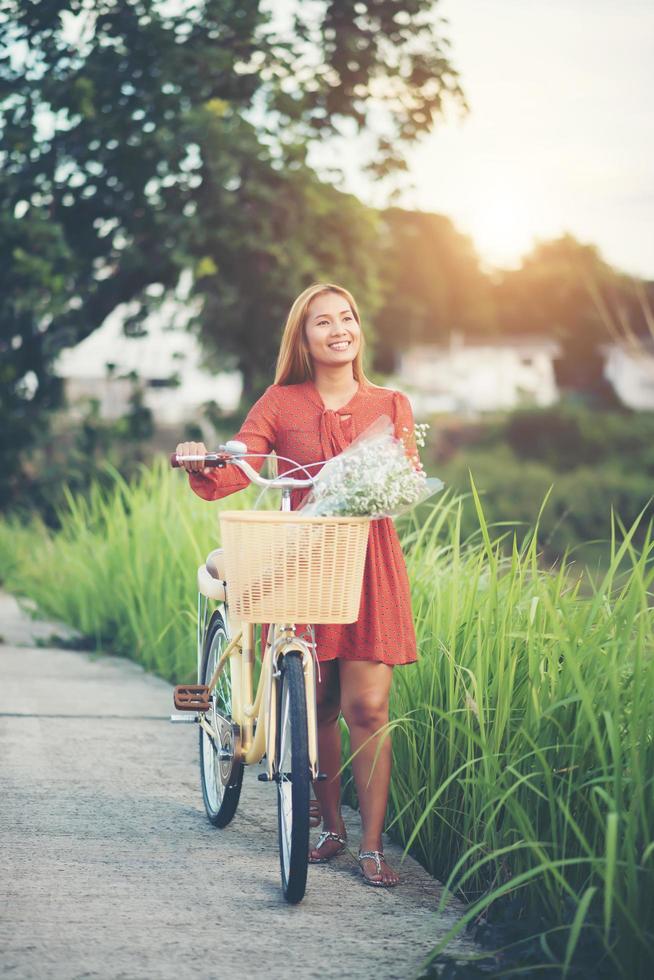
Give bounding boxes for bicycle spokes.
[198,612,244,828]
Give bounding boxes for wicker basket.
[219,511,370,624]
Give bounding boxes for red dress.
[189,380,419,666]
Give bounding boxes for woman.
[176,282,419,887]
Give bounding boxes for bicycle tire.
[199,610,244,827]
[276,650,310,904]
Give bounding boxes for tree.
[265,0,466,179]
[494,235,628,399]
[372,208,495,370]
[0,204,72,506]
[0,0,462,506]
[191,127,383,396]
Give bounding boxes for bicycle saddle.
[206,548,226,580]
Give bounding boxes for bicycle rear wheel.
[276,650,310,904]
[199,611,244,827]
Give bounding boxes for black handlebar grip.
[170,453,227,469]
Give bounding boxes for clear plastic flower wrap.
[298,415,444,518]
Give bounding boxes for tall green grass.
[391,486,654,976]
[1,463,652,974]
[0,461,256,679]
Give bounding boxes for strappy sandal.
[357,849,399,888]
[308,830,347,864]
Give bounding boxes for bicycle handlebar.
[170,442,316,491]
[169,451,226,469]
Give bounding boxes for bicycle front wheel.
[199,611,244,828]
[276,650,310,904]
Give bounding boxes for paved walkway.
[0,593,476,979]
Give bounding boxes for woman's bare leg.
[339,660,398,885]
[309,660,346,860]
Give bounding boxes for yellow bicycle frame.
[198,615,319,781]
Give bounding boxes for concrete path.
[0,592,476,980]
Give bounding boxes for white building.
[396,333,561,415]
[601,340,654,410]
[55,298,241,426]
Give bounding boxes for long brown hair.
[274,283,369,386]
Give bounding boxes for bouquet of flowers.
[299,415,444,518]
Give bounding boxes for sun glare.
[464,187,537,269]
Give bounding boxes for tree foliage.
[0,0,462,506]
[493,235,644,396]
[191,137,383,394]
[373,207,494,370]
[266,0,465,177]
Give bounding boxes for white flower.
[301,421,442,518]
[413,422,429,449]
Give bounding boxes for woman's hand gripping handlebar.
[171,439,231,473]
[171,441,316,492]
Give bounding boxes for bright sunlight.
[465,189,536,268]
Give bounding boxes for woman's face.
[304,292,361,370]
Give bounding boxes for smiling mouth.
[328,340,351,351]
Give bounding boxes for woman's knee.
[341,693,389,732]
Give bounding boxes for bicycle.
[169,441,370,903]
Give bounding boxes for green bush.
[436,443,654,564]
[501,403,654,472]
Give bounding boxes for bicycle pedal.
[173,684,211,712]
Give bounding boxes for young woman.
[176,282,419,887]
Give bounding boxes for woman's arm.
[186,385,279,501]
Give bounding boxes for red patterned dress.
[189,380,419,666]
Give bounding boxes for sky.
[307,0,654,278]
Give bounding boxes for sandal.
[308,830,347,864]
[357,849,399,888]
